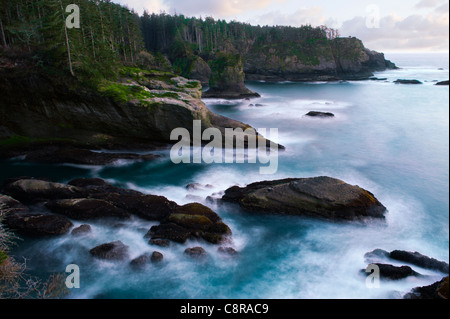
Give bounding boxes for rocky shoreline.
[1,176,448,299]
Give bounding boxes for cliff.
[244,37,397,82]
[0,54,273,156]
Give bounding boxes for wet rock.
[4,212,73,236]
[404,276,449,299]
[0,194,29,214]
[130,254,151,268]
[46,198,131,220]
[148,238,170,247]
[389,250,449,274]
[2,178,85,203]
[24,146,159,166]
[147,223,192,243]
[218,247,238,256]
[90,241,129,261]
[91,193,177,221]
[223,176,386,220]
[151,251,164,263]
[368,263,419,280]
[394,79,423,84]
[185,247,206,258]
[305,111,335,118]
[71,224,92,236]
[364,249,390,262]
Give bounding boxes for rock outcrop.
[222,176,386,220]
[0,60,274,155]
[203,52,260,99]
[244,37,397,82]
[436,80,449,86]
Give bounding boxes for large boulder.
[2,178,85,203]
[146,203,232,244]
[222,176,386,220]
[89,241,129,261]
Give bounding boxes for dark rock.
[436,80,449,86]
[186,183,204,191]
[147,223,192,243]
[24,146,159,166]
[4,212,73,236]
[394,79,423,85]
[364,249,389,262]
[369,77,388,81]
[375,263,419,280]
[71,224,92,236]
[151,251,164,263]
[185,247,206,258]
[305,111,335,118]
[218,247,238,256]
[0,194,29,214]
[90,193,177,221]
[223,176,386,220]
[2,178,85,203]
[130,254,151,268]
[45,198,131,220]
[389,250,449,274]
[404,276,449,299]
[89,241,129,261]
[148,238,170,247]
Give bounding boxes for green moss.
[184,81,201,89]
[168,213,213,230]
[0,250,8,265]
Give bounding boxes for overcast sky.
[114,0,449,52]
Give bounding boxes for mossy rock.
[173,203,222,223]
[0,250,8,265]
[168,213,213,231]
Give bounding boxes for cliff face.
[0,57,263,150]
[243,37,396,82]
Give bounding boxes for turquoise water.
[2,52,449,299]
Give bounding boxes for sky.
[114,0,449,52]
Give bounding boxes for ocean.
[2,52,449,299]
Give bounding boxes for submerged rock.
[222,176,386,220]
[184,247,206,258]
[90,241,129,261]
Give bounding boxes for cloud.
[253,6,326,27]
[339,8,449,51]
[415,0,447,8]
[162,0,285,17]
